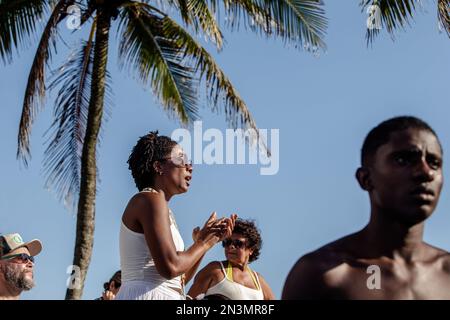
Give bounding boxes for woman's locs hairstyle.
[127,131,177,191]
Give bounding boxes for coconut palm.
[360,0,450,45]
[0,0,327,299]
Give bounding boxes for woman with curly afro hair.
[116,131,236,300]
[188,219,275,300]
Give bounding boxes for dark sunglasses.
[0,253,35,264]
[222,239,246,249]
[160,153,192,168]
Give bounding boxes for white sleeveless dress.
[115,189,185,300]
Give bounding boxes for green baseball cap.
[0,233,42,257]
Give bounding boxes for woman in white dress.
[116,131,236,300]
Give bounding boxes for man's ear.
[356,167,373,191]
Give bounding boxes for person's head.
[222,219,262,265]
[103,270,121,295]
[356,116,443,225]
[127,131,192,196]
[0,233,42,296]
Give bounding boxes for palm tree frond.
[438,0,450,37]
[161,13,270,154]
[179,0,224,49]
[360,0,421,45]
[118,6,199,124]
[17,0,75,165]
[44,34,113,209]
[218,0,327,51]
[0,0,50,64]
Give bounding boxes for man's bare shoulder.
[424,243,450,272]
[282,234,359,299]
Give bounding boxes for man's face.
[368,128,443,225]
[0,247,35,291]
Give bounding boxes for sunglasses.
[222,239,246,249]
[0,253,35,264]
[161,153,192,168]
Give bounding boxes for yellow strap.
[226,261,260,290]
[247,266,260,291]
[226,261,234,281]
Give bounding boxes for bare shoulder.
[122,191,168,232]
[130,190,165,207]
[282,235,357,300]
[124,191,166,217]
[424,243,450,272]
[195,261,224,282]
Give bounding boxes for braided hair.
[127,131,178,191]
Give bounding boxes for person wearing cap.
[0,233,42,300]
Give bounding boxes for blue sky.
[1,1,450,299]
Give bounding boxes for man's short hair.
[361,116,440,166]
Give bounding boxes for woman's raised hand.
[193,212,238,247]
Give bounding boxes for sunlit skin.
[154,145,193,198]
[187,233,275,300]
[283,128,450,299]
[0,247,34,300]
[102,280,120,300]
[121,144,236,291]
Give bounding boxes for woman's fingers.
[192,226,200,241]
[201,213,238,243]
[204,211,217,226]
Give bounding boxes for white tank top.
[119,190,185,292]
[204,261,264,300]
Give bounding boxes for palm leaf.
[135,0,223,47]
[44,28,113,209]
[438,0,450,37]
[17,0,75,165]
[216,0,327,51]
[360,0,421,45]
[128,4,269,154]
[0,0,50,64]
[118,5,199,124]
[167,0,224,49]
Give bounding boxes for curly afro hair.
[127,131,178,191]
[231,219,262,263]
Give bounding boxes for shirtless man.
[283,116,450,299]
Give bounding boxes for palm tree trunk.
[65,8,111,300]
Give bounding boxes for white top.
[118,190,185,297]
[204,261,264,300]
